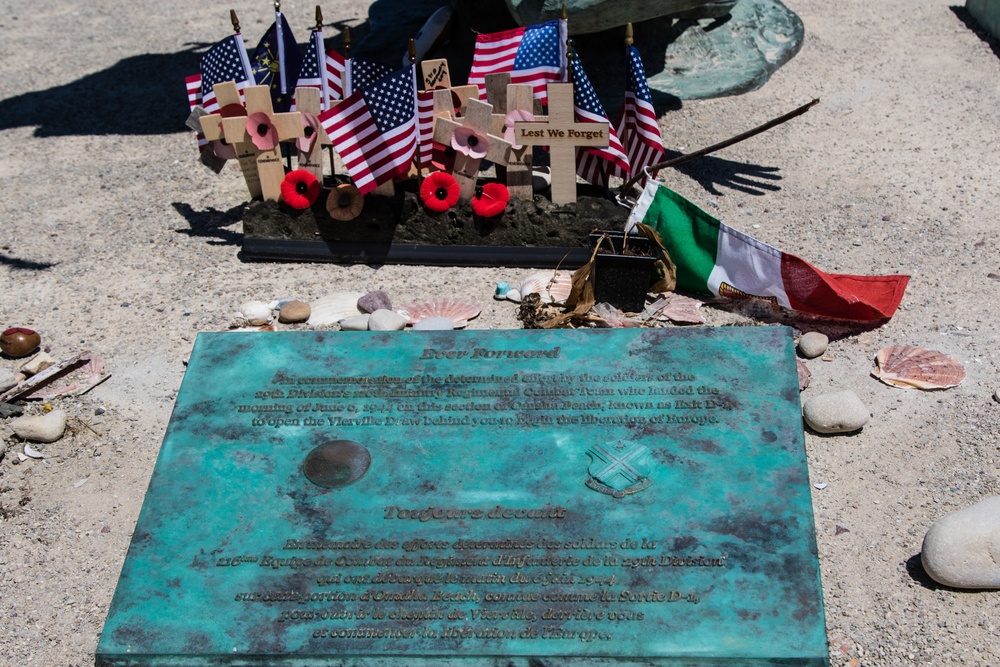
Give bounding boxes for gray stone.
[798,332,829,359]
[10,409,67,443]
[505,0,738,35]
[921,496,1000,589]
[0,402,24,418]
[0,370,16,393]
[357,290,392,314]
[277,300,311,324]
[338,314,370,331]
[367,309,407,331]
[802,390,870,434]
[412,316,455,331]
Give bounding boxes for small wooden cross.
[486,74,536,201]
[198,81,262,199]
[220,85,303,202]
[420,58,479,113]
[512,83,610,205]
[294,86,333,182]
[432,98,512,200]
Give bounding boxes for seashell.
[513,270,573,304]
[872,345,966,390]
[796,360,811,391]
[397,299,482,328]
[592,302,639,328]
[23,443,45,459]
[307,292,366,327]
[505,288,522,303]
[644,293,705,325]
[240,301,273,326]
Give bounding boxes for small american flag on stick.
[468,19,567,104]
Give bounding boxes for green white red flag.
[627,182,910,321]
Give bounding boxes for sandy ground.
[1,0,999,665]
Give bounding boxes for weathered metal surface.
[97,328,827,666]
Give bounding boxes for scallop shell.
[307,292,365,327]
[240,300,273,326]
[397,299,481,328]
[872,345,965,389]
[508,270,573,304]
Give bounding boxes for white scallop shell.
[509,270,573,304]
[307,292,366,327]
[397,299,482,328]
[872,345,966,389]
[240,301,273,326]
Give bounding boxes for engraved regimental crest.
[586,441,653,498]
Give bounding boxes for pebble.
[277,300,311,323]
[993,388,999,403]
[18,351,56,376]
[0,369,16,393]
[495,282,511,298]
[802,390,870,433]
[921,496,1000,589]
[368,309,407,331]
[1,327,41,358]
[357,290,392,314]
[798,332,829,358]
[412,317,455,331]
[10,409,67,443]
[240,301,273,326]
[0,402,25,418]
[338,314,370,331]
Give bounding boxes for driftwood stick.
[618,98,820,203]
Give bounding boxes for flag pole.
[611,22,633,196]
[409,38,423,184]
[230,9,241,34]
[343,27,352,97]
[316,5,337,178]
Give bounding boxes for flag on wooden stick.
[251,10,302,113]
[573,56,630,186]
[611,45,664,185]
[468,19,567,104]
[320,65,418,195]
[198,34,254,113]
[627,183,910,321]
[294,28,345,109]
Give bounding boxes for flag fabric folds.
[346,59,394,97]
[573,56,630,186]
[251,11,302,113]
[325,49,346,101]
[627,183,910,321]
[294,29,344,109]
[184,74,208,149]
[468,19,567,104]
[612,46,664,184]
[319,65,418,195]
[199,34,254,113]
[415,89,438,170]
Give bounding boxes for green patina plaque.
[98,328,828,666]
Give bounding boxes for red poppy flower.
[280,170,321,209]
[419,172,460,212]
[246,111,277,150]
[471,182,510,217]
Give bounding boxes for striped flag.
[325,49,346,101]
[627,183,910,321]
[416,89,438,169]
[199,34,254,113]
[612,46,664,184]
[184,74,208,149]
[319,65,418,195]
[346,59,394,97]
[468,19,567,104]
[294,29,343,109]
[573,56,630,186]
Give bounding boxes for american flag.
[416,89,437,169]
[573,55,630,186]
[199,34,254,113]
[468,19,567,104]
[251,11,302,113]
[611,46,664,184]
[319,65,418,195]
[184,74,208,149]
[293,29,342,109]
[347,59,394,96]
[325,49,346,100]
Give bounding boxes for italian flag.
[627,182,910,321]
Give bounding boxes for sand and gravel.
[1,0,999,665]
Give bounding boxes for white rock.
[240,301,273,326]
[17,351,56,376]
[10,410,67,443]
[412,317,455,331]
[368,309,407,331]
[921,496,1000,589]
[797,332,829,359]
[802,390,869,434]
[338,315,370,331]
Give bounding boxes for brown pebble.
[278,300,311,323]
[1,327,41,358]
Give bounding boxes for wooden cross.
[420,59,478,113]
[220,85,303,202]
[198,81,262,199]
[512,83,610,205]
[294,86,333,182]
[486,74,536,201]
[432,98,511,200]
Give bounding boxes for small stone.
[277,300,311,323]
[921,496,1000,589]
[802,390,870,434]
[368,309,407,331]
[495,282,511,298]
[798,332,829,358]
[357,290,392,314]
[18,351,56,376]
[0,402,25,418]
[412,317,455,331]
[1,327,41,358]
[10,409,67,443]
[993,388,1000,403]
[338,314,370,331]
[94,406,106,416]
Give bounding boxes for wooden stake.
[295,87,332,181]
[487,76,535,200]
[198,81,262,198]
